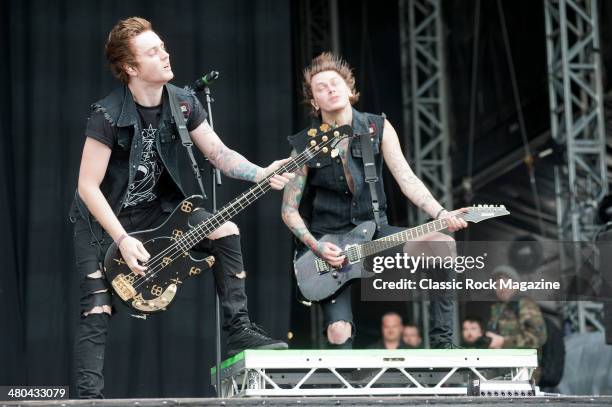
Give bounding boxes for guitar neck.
[359,213,466,258]
[180,131,343,248]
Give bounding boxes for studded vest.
[288,108,387,236]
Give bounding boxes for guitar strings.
[131,163,293,289]
[132,136,492,290]
[129,131,349,290]
[136,174,457,288]
[360,217,455,257]
[362,212,477,257]
[335,213,465,258]
[130,135,337,289]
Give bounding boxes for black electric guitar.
[104,124,353,313]
[294,205,510,301]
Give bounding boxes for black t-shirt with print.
[122,103,164,209]
[85,95,208,219]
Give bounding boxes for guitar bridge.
[111,274,137,301]
[315,257,331,274]
[132,284,177,313]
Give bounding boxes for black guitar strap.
[166,85,207,199]
[359,121,382,230]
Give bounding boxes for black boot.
[207,235,287,355]
[227,323,288,356]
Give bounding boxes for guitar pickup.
[315,258,331,274]
[345,244,361,264]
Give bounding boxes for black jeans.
[296,223,456,348]
[72,201,249,398]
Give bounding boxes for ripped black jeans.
[72,201,249,398]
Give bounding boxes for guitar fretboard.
[173,129,348,252]
[359,213,466,258]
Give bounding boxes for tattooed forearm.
[288,224,318,251]
[210,143,262,182]
[228,162,259,182]
[381,119,445,218]
[397,168,444,218]
[192,122,264,182]
[398,170,439,211]
[281,160,318,251]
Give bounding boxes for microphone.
[193,71,219,91]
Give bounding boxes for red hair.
[105,17,152,84]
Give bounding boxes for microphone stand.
[199,83,223,396]
[207,85,223,397]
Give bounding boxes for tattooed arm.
[191,120,290,184]
[281,150,345,267]
[281,151,316,249]
[380,119,446,219]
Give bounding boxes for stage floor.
[5,396,612,407]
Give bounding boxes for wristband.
[435,208,447,220]
[116,233,129,248]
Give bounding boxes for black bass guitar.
[294,205,510,301]
[104,124,353,313]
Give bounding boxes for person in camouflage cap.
[485,265,547,349]
[485,265,548,382]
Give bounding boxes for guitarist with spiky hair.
[282,52,468,349]
[70,17,293,398]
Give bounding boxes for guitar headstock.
[463,205,510,223]
[306,124,353,157]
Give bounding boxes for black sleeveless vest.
[288,108,387,235]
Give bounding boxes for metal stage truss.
[399,0,457,347]
[400,0,452,228]
[544,0,609,333]
[210,349,538,398]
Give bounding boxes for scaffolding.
[399,0,457,346]
[296,0,339,69]
[400,0,453,228]
[544,0,609,332]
